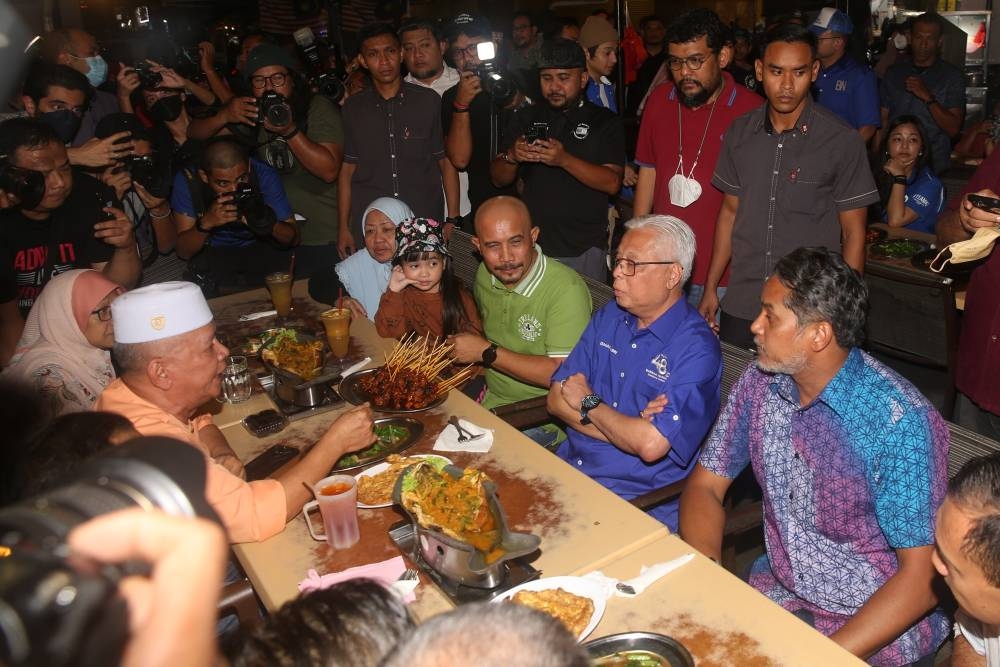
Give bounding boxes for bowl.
[584,632,694,667]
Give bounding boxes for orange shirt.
[96,379,287,543]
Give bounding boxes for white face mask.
[893,33,908,50]
[667,173,702,207]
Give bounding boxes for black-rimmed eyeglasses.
[250,72,288,89]
[91,305,113,322]
[606,256,676,276]
[666,53,714,71]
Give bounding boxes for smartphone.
[525,122,549,144]
[967,193,1000,214]
[244,443,298,481]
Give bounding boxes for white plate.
[354,454,451,508]
[491,575,606,641]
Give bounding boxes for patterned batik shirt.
[700,348,950,665]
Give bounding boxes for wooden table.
[211,283,864,666]
[867,222,968,310]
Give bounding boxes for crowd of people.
[2,4,1000,666]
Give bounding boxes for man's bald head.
[472,196,540,287]
[473,196,533,240]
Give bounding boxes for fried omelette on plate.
[510,588,595,637]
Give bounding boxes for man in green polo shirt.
[449,196,591,445]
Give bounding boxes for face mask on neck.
[147,95,184,122]
[39,109,82,144]
[893,33,908,50]
[81,55,108,87]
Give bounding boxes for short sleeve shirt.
[255,95,343,245]
[342,83,445,238]
[169,158,293,248]
[813,55,881,131]
[0,172,115,316]
[699,349,950,665]
[634,73,763,286]
[881,59,966,174]
[585,76,618,113]
[473,249,591,409]
[880,166,945,234]
[711,100,880,320]
[553,298,721,530]
[502,100,625,257]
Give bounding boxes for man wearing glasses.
[633,9,762,311]
[548,214,721,530]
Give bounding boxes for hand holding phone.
[967,193,1000,214]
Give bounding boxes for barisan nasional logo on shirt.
[573,123,590,139]
[646,353,670,382]
[518,314,542,342]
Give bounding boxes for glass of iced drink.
[320,308,352,358]
[303,474,360,549]
[265,272,293,317]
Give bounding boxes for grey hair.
[382,602,589,667]
[624,214,696,283]
[112,341,150,374]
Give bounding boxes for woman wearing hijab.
[308,197,414,320]
[3,269,124,415]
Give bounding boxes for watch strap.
[481,342,499,368]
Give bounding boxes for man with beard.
[491,38,625,281]
[633,9,762,308]
[509,11,543,72]
[879,12,964,174]
[698,25,877,349]
[680,247,950,665]
[441,14,518,219]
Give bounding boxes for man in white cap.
[809,8,880,143]
[96,281,376,543]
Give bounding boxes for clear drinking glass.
[221,355,253,403]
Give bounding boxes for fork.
[448,416,485,443]
[398,568,419,582]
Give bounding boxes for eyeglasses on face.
[450,43,482,59]
[606,255,676,276]
[250,72,288,89]
[91,304,113,321]
[666,53,713,71]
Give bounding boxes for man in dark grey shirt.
[337,22,458,258]
[699,25,878,349]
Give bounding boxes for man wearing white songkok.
[96,281,376,543]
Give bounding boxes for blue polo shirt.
[880,166,945,234]
[813,55,880,131]
[585,76,618,113]
[554,297,721,530]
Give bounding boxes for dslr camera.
[229,183,276,236]
[474,41,518,107]
[122,153,169,198]
[0,437,215,667]
[0,159,45,210]
[258,91,292,128]
[133,61,162,89]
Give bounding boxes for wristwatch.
[580,394,603,425]
[500,151,517,165]
[892,174,907,185]
[445,215,464,230]
[195,216,211,233]
[481,342,499,368]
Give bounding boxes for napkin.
[297,555,418,603]
[238,309,277,321]
[583,553,694,600]
[433,419,494,453]
[340,357,372,378]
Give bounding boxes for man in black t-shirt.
[0,118,140,365]
[490,39,625,281]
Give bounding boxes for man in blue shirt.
[548,215,721,530]
[809,8,880,143]
[171,137,298,295]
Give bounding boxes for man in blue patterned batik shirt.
[680,247,950,666]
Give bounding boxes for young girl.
[374,217,483,340]
[876,115,945,234]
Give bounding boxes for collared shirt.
[405,64,461,97]
[635,73,763,286]
[878,166,944,234]
[503,99,626,257]
[956,611,1000,666]
[700,349,950,665]
[554,298,721,530]
[585,75,618,113]
[96,379,287,544]
[951,148,1000,413]
[342,82,446,238]
[712,99,879,320]
[473,247,591,409]
[881,58,966,174]
[813,54,881,131]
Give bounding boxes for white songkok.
[111,281,214,343]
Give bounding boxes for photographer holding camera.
[490,38,625,281]
[188,43,344,276]
[170,137,298,295]
[441,15,521,219]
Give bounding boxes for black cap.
[446,13,492,41]
[538,37,586,70]
[94,112,151,143]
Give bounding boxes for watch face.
[581,394,602,410]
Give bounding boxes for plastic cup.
[221,355,253,403]
[265,272,293,316]
[320,308,352,358]
[303,474,359,549]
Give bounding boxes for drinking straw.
[338,288,343,311]
[288,251,296,277]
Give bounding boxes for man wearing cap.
[633,8,763,309]
[96,281,377,543]
[491,38,625,281]
[442,14,519,219]
[809,8,880,143]
[878,12,964,174]
[187,42,345,276]
[580,16,620,113]
[338,23,459,258]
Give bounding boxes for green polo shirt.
[474,248,592,410]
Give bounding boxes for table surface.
[211,283,864,666]
[867,222,967,310]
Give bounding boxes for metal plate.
[331,417,424,472]
[339,368,447,413]
[584,632,695,667]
